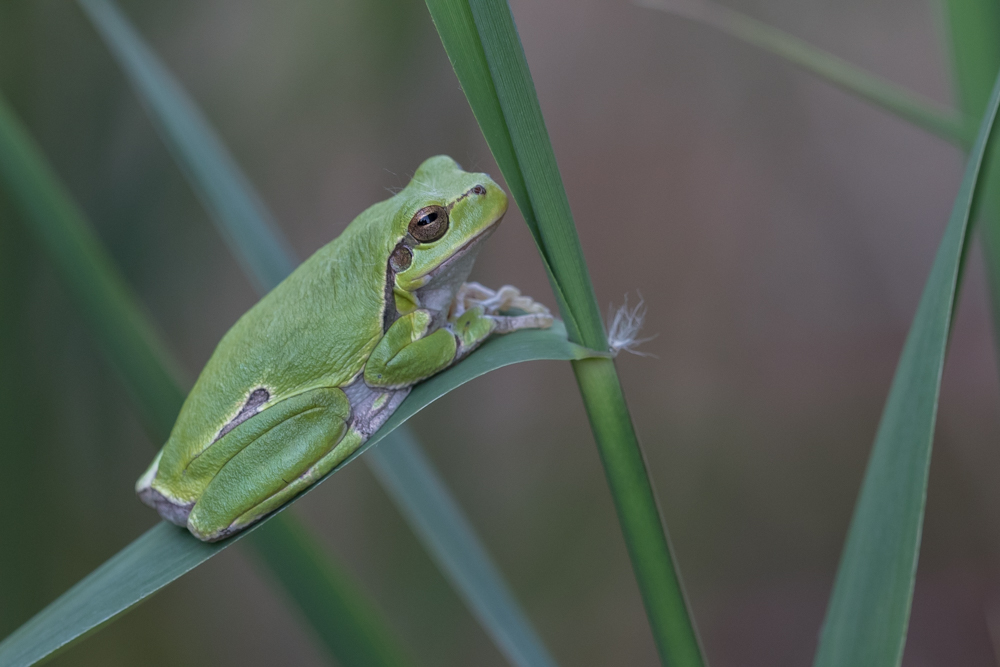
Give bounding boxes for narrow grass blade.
[76,3,565,664]
[942,0,1000,364]
[75,0,295,293]
[425,2,705,664]
[0,324,592,667]
[425,0,600,348]
[0,523,214,667]
[0,516,408,667]
[367,431,558,667]
[944,0,1000,128]
[0,92,416,667]
[0,95,185,438]
[636,0,970,146]
[249,514,415,667]
[814,71,1000,667]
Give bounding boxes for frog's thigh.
[228,428,365,533]
[365,326,457,387]
[188,386,350,541]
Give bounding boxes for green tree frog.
[137,156,552,542]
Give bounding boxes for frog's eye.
[390,245,412,272]
[409,205,449,243]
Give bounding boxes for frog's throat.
[403,222,499,332]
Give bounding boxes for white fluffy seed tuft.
[606,293,657,357]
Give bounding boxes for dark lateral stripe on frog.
[214,387,270,444]
[383,247,404,334]
[446,183,487,211]
[381,184,488,334]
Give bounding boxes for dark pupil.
[419,212,437,226]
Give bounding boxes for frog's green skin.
[137,156,552,542]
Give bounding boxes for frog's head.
[389,156,508,303]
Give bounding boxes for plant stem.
[573,358,704,666]
[636,0,970,146]
[425,1,708,663]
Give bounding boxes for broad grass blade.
[77,2,565,664]
[814,71,1000,667]
[425,2,705,665]
[637,0,970,146]
[0,322,589,667]
[0,91,420,667]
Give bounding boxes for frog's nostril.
[472,184,487,195]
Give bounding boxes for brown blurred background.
[1,0,998,665]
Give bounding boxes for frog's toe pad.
[455,282,553,319]
[492,312,554,333]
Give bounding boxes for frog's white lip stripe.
[135,450,162,494]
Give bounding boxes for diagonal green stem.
[636,0,970,146]
[0,90,414,667]
[366,432,558,667]
[74,2,562,664]
[0,94,185,439]
[250,516,416,667]
[76,0,296,293]
[464,0,607,351]
[573,358,703,665]
[943,0,1000,367]
[814,70,1000,667]
[0,323,587,666]
[426,1,705,664]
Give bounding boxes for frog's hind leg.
[222,383,411,537]
[222,427,367,538]
[136,450,194,527]
[187,386,353,541]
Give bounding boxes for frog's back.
[161,199,399,476]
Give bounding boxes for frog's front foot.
[448,283,553,361]
[452,282,554,332]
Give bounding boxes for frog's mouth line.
[421,214,503,282]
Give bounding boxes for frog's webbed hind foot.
[452,282,554,332]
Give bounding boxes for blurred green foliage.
[4,1,1000,665]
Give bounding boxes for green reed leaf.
[0,91,415,667]
[76,2,564,664]
[0,94,185,438]
[76,0,294,293]
[637,0,970,146]
[942,0,1000,363]
[0,322,591,667]
[814,70,1000,667]
[367,431,559,667]
[425,2,705,664]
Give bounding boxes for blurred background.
[1,0,998,664]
